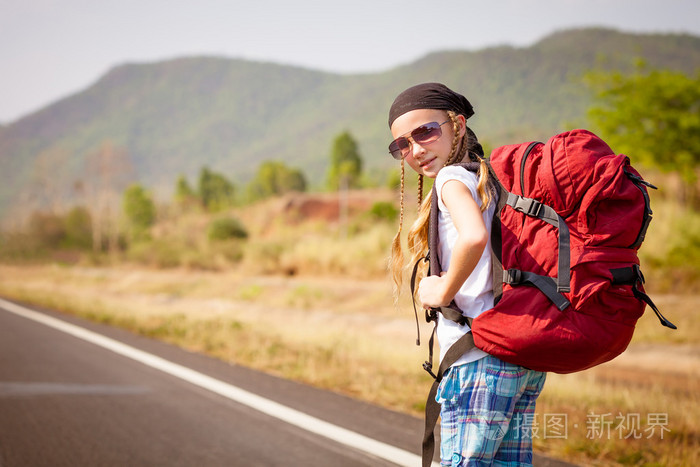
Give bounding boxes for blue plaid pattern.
[436,355,546,466]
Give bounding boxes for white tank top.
[434,165,496,367]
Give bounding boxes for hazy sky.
[2,0,699,124]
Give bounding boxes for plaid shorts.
[436,355,546,466]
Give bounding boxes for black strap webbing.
[422,331,475,467]
[633,285,677,329]
[428,185,440,277]
[610,266,638,285]
[519,142,541,194]
[624,166,657,249]
[485,160,507,305]
[611,266,677,329]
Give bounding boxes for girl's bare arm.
[418,179,488,308]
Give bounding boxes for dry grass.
[0,263,697,466]
[1,186,698,466]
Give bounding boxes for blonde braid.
[390,159,406,300]
[444,111,465,167]
[417,174,424,209]
[475,158,492,212]
[446,111,493,212]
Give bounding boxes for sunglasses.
[388,120,451,160]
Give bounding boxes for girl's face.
[390,108,465,178]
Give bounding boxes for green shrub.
[368,201,399,222]
[27,211,65,248]
[123,184,156,240]
[207,217,248,241]
[63,206,92,249]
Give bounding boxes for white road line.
[0,298,438,467]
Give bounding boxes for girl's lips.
[420,157,436,168]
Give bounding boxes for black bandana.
[388,82,474,128]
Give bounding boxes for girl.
[388,83,546,466]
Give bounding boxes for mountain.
[1,27,700,223]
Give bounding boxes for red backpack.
[418,129,676,466]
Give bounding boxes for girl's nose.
[410,138,427,158]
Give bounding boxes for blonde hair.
[390,110,492,302]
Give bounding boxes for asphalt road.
[0,298,578,467]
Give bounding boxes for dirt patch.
[587,343,699,395]
[280,191,376,224]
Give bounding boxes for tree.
[63,206,92,249]
[326,131,363,190]
[586,67,700,203]
[123,184,156,239]
[27,211,65,249]
[174,175,198,209]
[207,217,248,241]
[247,161,307,200]
[84,141,136,252]
[198,167,235,212]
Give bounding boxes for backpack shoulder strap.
[421,330,475,466]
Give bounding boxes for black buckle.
[526,199,542,217]
[423,361,437,379]
[624,167,658,190]
[425,307,439,323]
[504,268,523,284]
[514,197,542,217]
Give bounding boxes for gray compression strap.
[503,269,571,311]
[505,193,571,293]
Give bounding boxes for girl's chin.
[419,160,439,177]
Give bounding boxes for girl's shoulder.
[435,165,480,210]
[435,165,478,190]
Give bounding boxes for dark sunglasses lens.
[389,138,409,159]
[388,122,443,159]
[412,122,441,144]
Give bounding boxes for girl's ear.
[455,114,467,138]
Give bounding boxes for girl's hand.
[418,273,450,309]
